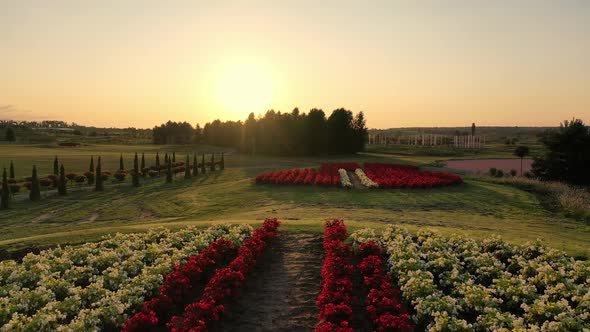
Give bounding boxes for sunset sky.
[1,0,589,129]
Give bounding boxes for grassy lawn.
[0,144,588,259]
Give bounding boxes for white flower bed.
[354,168,378,188]
[338,169,353,189]
[352,226,590,331]
[0,224,252,331]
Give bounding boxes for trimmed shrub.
[29,166,42,201]
[58,164,67,196]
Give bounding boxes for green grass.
[0,144,588,259]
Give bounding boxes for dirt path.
[348,170,366,190]
[218,233,323,332]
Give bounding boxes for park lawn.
[0,150,588,259]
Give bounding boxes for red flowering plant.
[356,241,413,332]
[167,218,281,332]
[315,219,354,332]
[363,163,462,189]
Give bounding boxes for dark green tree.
[192,153,199,176]
[172,152,176,163]
[29,165,41,201]
[132,152,140,187]
[95,157,104,191]
[53,156,59,175]
[184,155,191,179]
[9,161,15,179]
[210,154,215,171]
[165,153,169,164]
[201,154,206,174]
[220,152,225,170]
[119,154,125,171]
[141,153,146,171]
[5,128,15,143]
[156,152,160,169]
[471,123,476,136]
[58,164,67,196]
[87,156,95,185]
[89,156,94,172]
[514,146,530,176]
[1,168,9,209]
[166,160,173,183]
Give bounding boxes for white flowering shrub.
[0,224,252,331]
[338,169,353,189]
[353,226,590,331]
[354,168,378,188]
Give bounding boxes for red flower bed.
[357,241,413,332]
[363,163,462,188]
[122,238,237,331]
[315,219,354,332]
[167,218,281,331]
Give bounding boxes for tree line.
[152,108,368,155]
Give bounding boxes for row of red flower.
[315,219,355,332]
[363,163,462,188]
[255,163,348,187]
[122,218,281,332]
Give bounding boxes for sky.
[1,0,589,129]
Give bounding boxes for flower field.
[352,226,590,331]
[255,162,462,189]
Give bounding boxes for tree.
[352,111,368,152]
[172,152,176,163]
[53,156,59,175]
[193,153,198,176]
[89,156,94,173]
[156,152,160,170]
[141,153,146,171]
[119,154,125,171]
[184,155,191,179]
[471,123,476,136]
[87,156,95,185]
[201,154,206,174]
[9,161,15,180]
[132,152,140,187]
[532,119,590,185]
[95,157,104,191]
[58,164,67,196]
[220,152,225,170]
[29,165,41,201]
[166,160,173,183]
[210,154,215,171]
[514,146,530,176]
[165,153,169,164]
[1,168,9,209]
[5,127,15,143]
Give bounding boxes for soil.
[446,158,533,173]
[218,233,323,332]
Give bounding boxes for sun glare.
[214,60,277,118]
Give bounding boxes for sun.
[213,59,277,118]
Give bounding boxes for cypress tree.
[88,156,95,185]
[89,156,94,172]
[132,152,140,187]
[9,161,15,179]
[141,153,146,173]
[172,152,176,163]
[220,152,225,170]
[193,153,199,176]
[119,154,125,171]
[165,153,169,165]
[53,156,59,175]
[184,155,191,179]
[95,157,104,191]
[156,152,160,168]
[29,165,41,201]
[210,154,215,171]
[1,168,9,209]
[201,154,206,174]
[166,160,173,183]
[58,164,67,196]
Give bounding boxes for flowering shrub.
[354,226,590,331]
[356,241,413,332]
[363,163,462,188]
[355,168,378,188]
[338,169,353,189]
[315,219,354,332]
[167,218,281,331]
[0,224,252,331]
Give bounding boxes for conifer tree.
[29,165,41,201]
[95,157,104,191]
[220,152,225,170]
[119,154,125,171]
[89,156,94,172]
[172,152,176,163]
[87,156,95,185]
[201,154,206,174]
[184,155,191,179]
[156,152,160,168]
[166,160,173,183]
[192,153,199,176]
[58,164,67,196]
[132,152,140,187]
[141,153,146,174]
[1,168,9,209]
[53,156,59,175]
[9,161,15,179]
[210,154,215,171]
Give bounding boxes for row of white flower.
[0,224,252,331]
[338,169,353,189]
[351,226,590,332]
[354,168,378,188]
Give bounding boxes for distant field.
[0,143,588,260]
